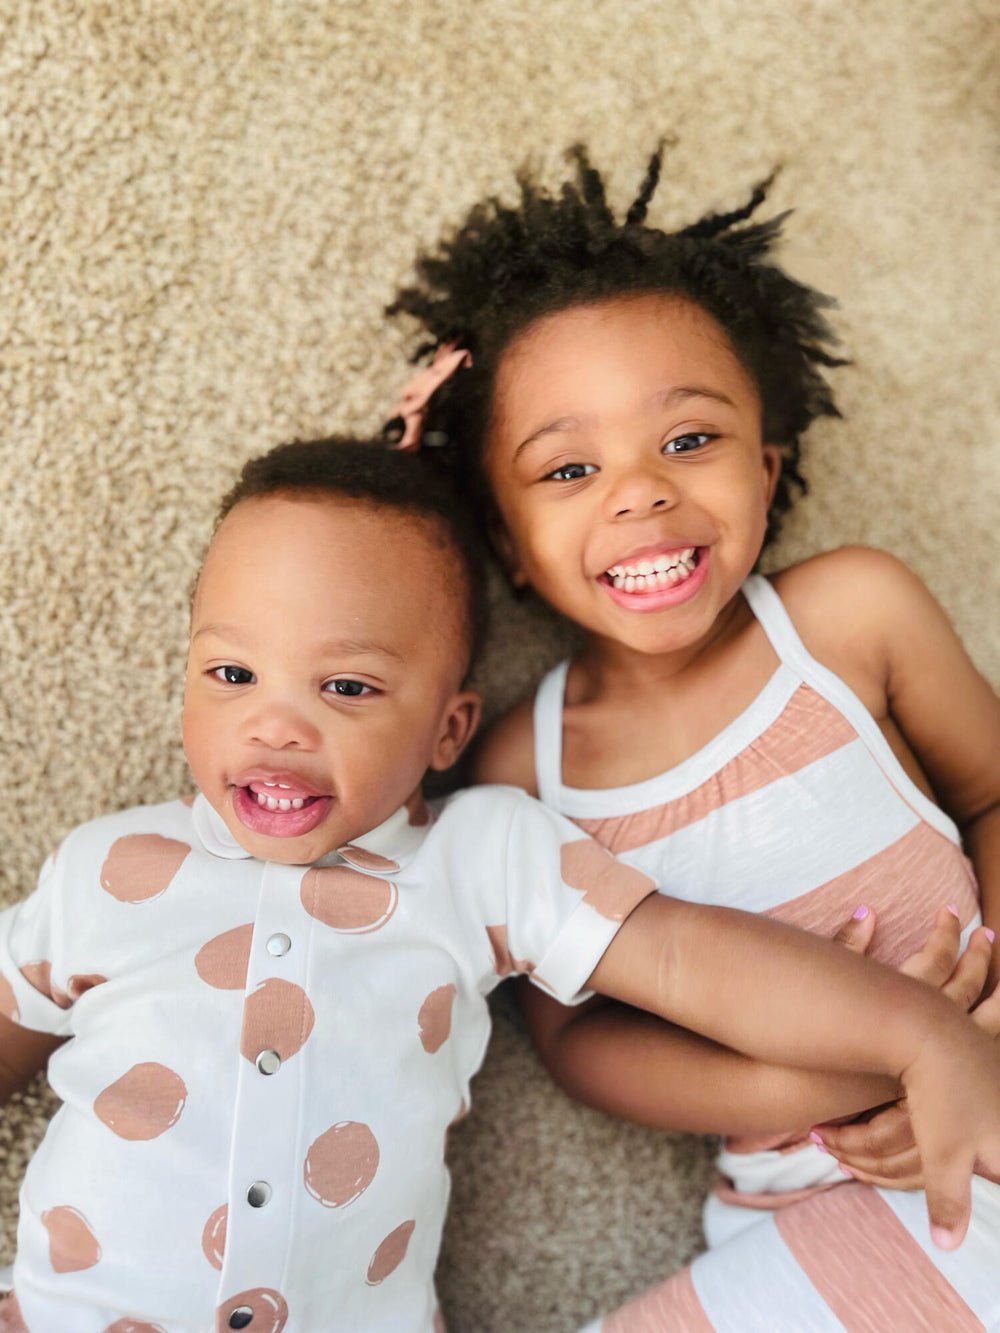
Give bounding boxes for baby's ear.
[428,690,482,771]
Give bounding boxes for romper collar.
[190,790,434,873]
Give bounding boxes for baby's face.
[182,494,479,864]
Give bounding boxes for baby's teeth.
[292,798,304,810]
[266,797,278,811]
[278,799,291,812]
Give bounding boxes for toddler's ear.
[428,690,482,771]
[490,521,529,588]
[762,444,782,508]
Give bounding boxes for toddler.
[387,146,1000,1330]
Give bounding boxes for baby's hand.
[813,913,998,1197]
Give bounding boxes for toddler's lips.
[599,546,709,611]
[232,785,332,838]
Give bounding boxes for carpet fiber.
[1,2,998,1328]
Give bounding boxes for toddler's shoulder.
[47,797,198,870]
[470,692,539,796]
[773,546,928,634]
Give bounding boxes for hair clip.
[385,342,472,452]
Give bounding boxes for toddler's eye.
[545,462,597,482]
[324,679,375,698]
[212,665,255,685]
[664,432,713,455]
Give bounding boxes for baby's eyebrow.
[191,623,403,662]
[514,416,585,459]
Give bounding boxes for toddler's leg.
[577,1181,999,1332]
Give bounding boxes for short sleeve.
[0,852,76,1035]
[498,790,656,1005]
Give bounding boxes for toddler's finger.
[940,928,992,1011]
[971,977,1000,1035]
[812,1102,914,1162]
[830,905,876,953]
[898,906,962,986]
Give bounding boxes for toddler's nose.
[607,460,679,518]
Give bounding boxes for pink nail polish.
[838,1164,852,1176]
[852,905,869,920]
[947,904,960,918]
[986,928,996,944]
[930,1226,959,1252]
[809,1131,827,1152]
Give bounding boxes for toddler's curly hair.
[388,144,845,550]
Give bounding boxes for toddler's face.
[485,293,781,660]
[182,495,479,864]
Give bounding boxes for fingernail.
[947,904,960,918]
[809,1131,827,1152]
[852,905,869,920]
[930,1226,959,1252]
[986,928,996,944]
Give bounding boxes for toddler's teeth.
[637,560,654,576]
[292,798,304,810]
[625,576,636,591]
[266,797,278,811]
[278,799,291,812]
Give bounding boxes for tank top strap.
[742,572,815,673]
[532,660,570,810]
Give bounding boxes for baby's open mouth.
[244,780,325,812]
[604,547,698,591]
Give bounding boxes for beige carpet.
[2,2,999,1328]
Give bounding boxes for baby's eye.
[545,462,597,482]
[324,679,376,698]
[211,665,255,685]
[663,432,713,455]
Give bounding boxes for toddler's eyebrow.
[514,384,737,459]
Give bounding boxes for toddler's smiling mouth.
[602,546,699,592]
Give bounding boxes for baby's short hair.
[217,437,488,676]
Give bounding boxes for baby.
[0,439,998,1333]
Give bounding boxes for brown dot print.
[0,974,19,1023]
[0,1295,28,1333]
[337,845,401,873]
[560,840,655,921]
[366,1219,416,1285]
[67,973,107,1000]
[202,1202,228,1270]
[100,834,190,904]
[195,923,254,990]
[304,1121,379,1208]
[417,984,456,1053]
[41,1204,102,1273]
[240,978,315,1064]
[485,925,534,977]
[215,1290,288,1333]
[19,961,71,1009]
[93,1062,187,1140]
[103,1321,168,1333]
[406,790,431,826]
[300,866,397,933]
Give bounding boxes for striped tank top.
[533,572,982,1216]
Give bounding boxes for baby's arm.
[589,890,1000,1247]
[0,1011,63,1103]
[476,703,901,1136]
